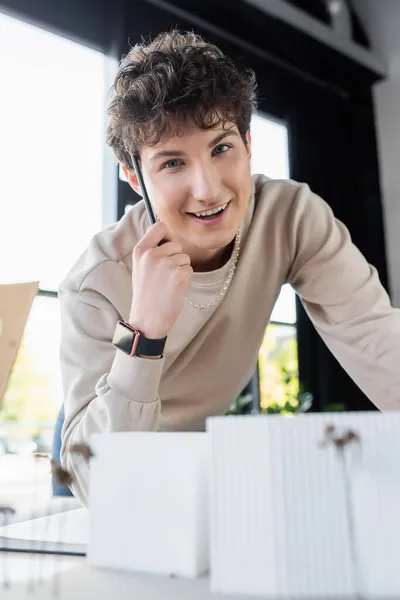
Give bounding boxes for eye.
[161,158,183,170]
[213,144,230,155]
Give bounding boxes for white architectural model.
[208,412,400,598]
[87,412,400,598]
[88,431,209,578]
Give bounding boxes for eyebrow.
[149,130,239,161]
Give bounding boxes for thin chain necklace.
[185,228,241,310]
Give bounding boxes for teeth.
[194,203,228,218]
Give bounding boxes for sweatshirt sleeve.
[286,183,400,412]
[59,286,163,505]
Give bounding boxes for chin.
[196,228,238,251]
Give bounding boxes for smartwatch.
[112,321,167,358]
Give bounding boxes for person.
[57,29,400,505]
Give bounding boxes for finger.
[169,253,191,267]
[153,241,183,257]
[181,264,194,277]
[137,221,171,251]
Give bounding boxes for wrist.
[128,313,169,340]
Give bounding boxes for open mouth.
[187,201,230,223]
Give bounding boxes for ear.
[245,130,252,161]
[121,164,141,195]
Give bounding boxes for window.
[250,113,299,413]
[0,12,106,510]
[0,13,105,291]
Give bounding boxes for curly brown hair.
[106,30,257,169]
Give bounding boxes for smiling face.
[123,121,252,270]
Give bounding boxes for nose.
[190,164,221,205]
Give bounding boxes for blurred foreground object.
[208,412,400,598]
[0,282,38,407]
[88,432,208,578]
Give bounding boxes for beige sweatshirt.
[59,175,400,504]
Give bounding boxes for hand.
[128,221,193,339]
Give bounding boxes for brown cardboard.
[0,282,38,407]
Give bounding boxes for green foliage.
[258,324,312,415]
[227,323,313,416]
[323,403,347,412]
[261,386,312,415]
[225,393,253,416]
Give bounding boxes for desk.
[2,552,260,599]
[1,511,255,599]
[1,512,344,599]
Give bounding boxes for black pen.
[130,154,157,225]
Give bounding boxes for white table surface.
[1,552,262,599]
[0,510,256,599]
[0,511,342,599]
[7,497,81,525]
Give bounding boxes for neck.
[190,237,236,273]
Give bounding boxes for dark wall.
[0,0,124,53]
[290,82,386,411]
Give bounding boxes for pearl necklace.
[185,228,241,310]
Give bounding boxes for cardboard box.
[0,281,38,407]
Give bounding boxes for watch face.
[112,322,138,355]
